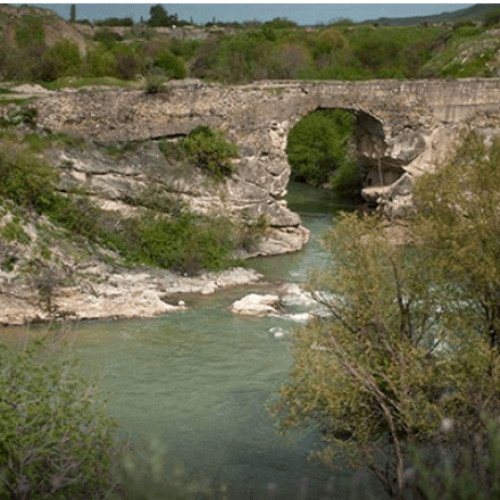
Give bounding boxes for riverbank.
[0,263,262,325]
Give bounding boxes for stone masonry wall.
[33,79,500,252]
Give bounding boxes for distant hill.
[0,4,87,53]
[365,3,500,26]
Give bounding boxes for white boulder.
[230,293,281,317]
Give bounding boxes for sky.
[30,3,476,25]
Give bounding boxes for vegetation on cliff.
[0,126,249,280]
[0,4,498,86]
[275,133,500,497]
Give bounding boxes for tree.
[147,4,177,27]
[70,4,76,23]
[276,133,500,498]
[414,133,500,351]
[0,338,117,498]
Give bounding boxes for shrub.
[0,218,31,245]
[40,39,82,81]
[93,29,123,46]
[86,46,118,78]
[15,15,45,48]
[111,213,237,275]
[0,339,117,498]
[144,72,167,93]
[0,106,37,127]
[113,44,145,80]
[329,158,362,198]
[483,8,500,27]
[95,17,134,27]
[0,142,58,212]
[183,126,239,179]
[45,194,104,242]
[154,49,187,79]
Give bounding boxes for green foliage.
[107,212,238,275]
[168,39,202,61]
[0,218,31,245]
[0,142,58,212]
[40,39,82,81]
[154,49,187,79]
[147,4,180,27]
[287,109,358,192]
[45,195,104,242]
[70,4,76,23]
[412,419,500,500]
[0,105,37,127]
[15,15,45,48]
[421,25,497,78]
[144,72,167,93]
[0,139,100,241]
[112,43,146,80]
[22,131,86,152]
[276,134,500,498]
[0,135,242,275]
[414,133,500,350]
[95,17,134,27]
[191,24,443,82]
[85,43,146,80]
[183,126,239,179]
[129,185,185,215]
[93,28,123,46]
[0,339,117,498]
[329,157,362,198]
[103,141,139,158]
[483,8,500,27]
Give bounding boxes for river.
[3,183,382,499]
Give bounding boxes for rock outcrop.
[0,262,262,325]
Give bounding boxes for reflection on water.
[0,183,381,499]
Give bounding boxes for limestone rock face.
[33,79,500,228]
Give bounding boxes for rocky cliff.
[33,78,500,231]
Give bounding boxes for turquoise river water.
[2,183,383,499]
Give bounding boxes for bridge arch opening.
[285,107,405,205]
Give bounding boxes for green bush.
[86,45,118,78]
[0,142,58,212]
[483,8,500,27]
[144,72,167,93]
[183,126,239,179]
[112,44,145,80]
[0,218,31,244]
[15,15,45,48]
[93,28,123,46]
[329,158,362,198]
[0,339,117,498]
[40,39,82,81]
[107,212,237,275]
[45,194,104,242]
[287,109,357,190]
[0,106,37,127]
[95,17,134,27]
[154,49,187,79]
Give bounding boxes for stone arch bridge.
[35,79,500,255]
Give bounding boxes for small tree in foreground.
[276,133,500,498]
[0,338,117,498]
